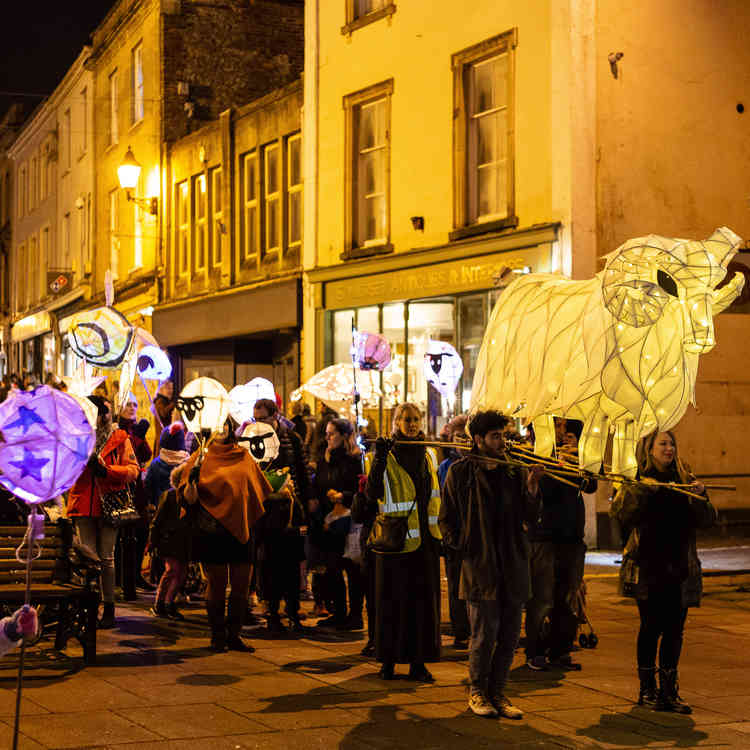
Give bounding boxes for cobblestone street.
[1,555,749,749]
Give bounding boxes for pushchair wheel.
[578,633,589,648]
[588,633,598,648]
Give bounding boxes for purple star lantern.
[0,386,95,505]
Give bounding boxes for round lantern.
[423,340,463,400]
[137,345,172,381]
[245,377,276,404]
[240,421,280,466]
[352,331,391,371]
[176,377,230,435]
[0,386,95,505]
[228,383,256,425]
[67,306,135,368]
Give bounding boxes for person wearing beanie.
[145,423,191,619]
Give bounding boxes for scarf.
[159,448,190,465]
[95,424,114,455]
[391,430,427,485]
[179,440,270,544]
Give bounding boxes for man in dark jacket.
[253,398,310,632]
[525,419,596,671]
[439,410,543,720]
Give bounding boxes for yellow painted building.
[303,0,750,536]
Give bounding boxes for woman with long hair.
[175,418,270,652]
[612,430,716,713]
[312,417,364,630]
[366,403,442,681]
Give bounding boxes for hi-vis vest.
[365,447,442,553]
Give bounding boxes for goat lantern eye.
[657,270,679,297]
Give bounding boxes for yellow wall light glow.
[470,227,745,477]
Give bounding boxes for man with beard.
[439,410,543,719]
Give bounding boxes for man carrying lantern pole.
[439,410,544,720]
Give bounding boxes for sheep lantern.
[470,227,745,477]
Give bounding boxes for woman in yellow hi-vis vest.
[366,402,442,682]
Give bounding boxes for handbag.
[367,496,417,553]
[101,485,140,528]
[619,528,640,598]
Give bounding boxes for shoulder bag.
[101,484,140,528]
[367,496,417,554]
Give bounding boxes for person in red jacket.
[67,395,139,628]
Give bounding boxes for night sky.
[1,2,117,120]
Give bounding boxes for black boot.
[637,667,658,707]
[167,602,185,621]
[207,602,226,652]
[656,668,692,714]
[226,596,255,652]
[98,602,116,629]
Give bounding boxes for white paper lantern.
[423,340,463,401]
[471,227,746,476]
[240,421,280,466]
[137,345,172,381]
[177,377,231,435]
[246,377,276,404]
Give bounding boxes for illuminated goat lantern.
[471,227,745,477]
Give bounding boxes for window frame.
[451,29,518,241]
[17,243,26,311]
[342,0,396,35]
[64,108,72,170]
[176,180,189,278]
[109,70,119,145]
[131,43,144,125]
[210,166,223,268]
[343,78,393,260]
[192,172,208,273]
[17,163,26,219]
[286,132,303,252]
[262,141,281,258]
[242,151,259,263]
[80,86,88,155]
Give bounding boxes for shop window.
[343,79,393,259]
[193,173,207,271]
[342,0,396,35]
[176,181,189,277]
[210,167,223,267]
[109,70,119,146]
[451,31,517,240]
[109,189,119,279]
[131,43,144,124]
[242,152,258,262]
[287,133,302,252]
[262,142,280,257]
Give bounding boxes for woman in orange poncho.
[175,417,270,652]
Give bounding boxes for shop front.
[152,278,301,406]
[308,224,559,435]
[10,311,54,384]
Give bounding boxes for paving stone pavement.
[1,568,749,749]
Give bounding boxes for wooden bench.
[0,520,100,664]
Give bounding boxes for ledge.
[341,3,396,35]
[340,242,393,261]
[449,215,519,242]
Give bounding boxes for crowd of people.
[0,372,716,718]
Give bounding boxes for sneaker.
[468,690,499,718]
[493,694,524,720]
[526,655,549,671]
[549,654,582,671]
[226,634,255,652]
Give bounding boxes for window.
[210,167,223,267]
[452,31,516,237]
[29,157,37,211]
[193,173,207,271]
[80,87,87,154]
[109,70,119,145]
[40,226,50,295]
[109,189,119,279]
[18,164,26,218]
[62,214,70,269]
[342,0,395,34]
[131,43,144,124]
[64,109,71,169]
[262,143,280,255]
[29,235,38,304]
[177,181,189,276]
[287,134,302,249]
[242,152,258,261]
[343,80,392,257]
[17,244,25,310]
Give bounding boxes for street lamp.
[117,146,158,216]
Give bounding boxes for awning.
[11,312,52,343]
[152,279,299,348]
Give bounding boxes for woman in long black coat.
[367,402,441,682]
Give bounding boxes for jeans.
[445,551,470,641]
[467,592,524,694]
[74,517,118,604]
[156,557,187,605]
[636,584,688,670]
